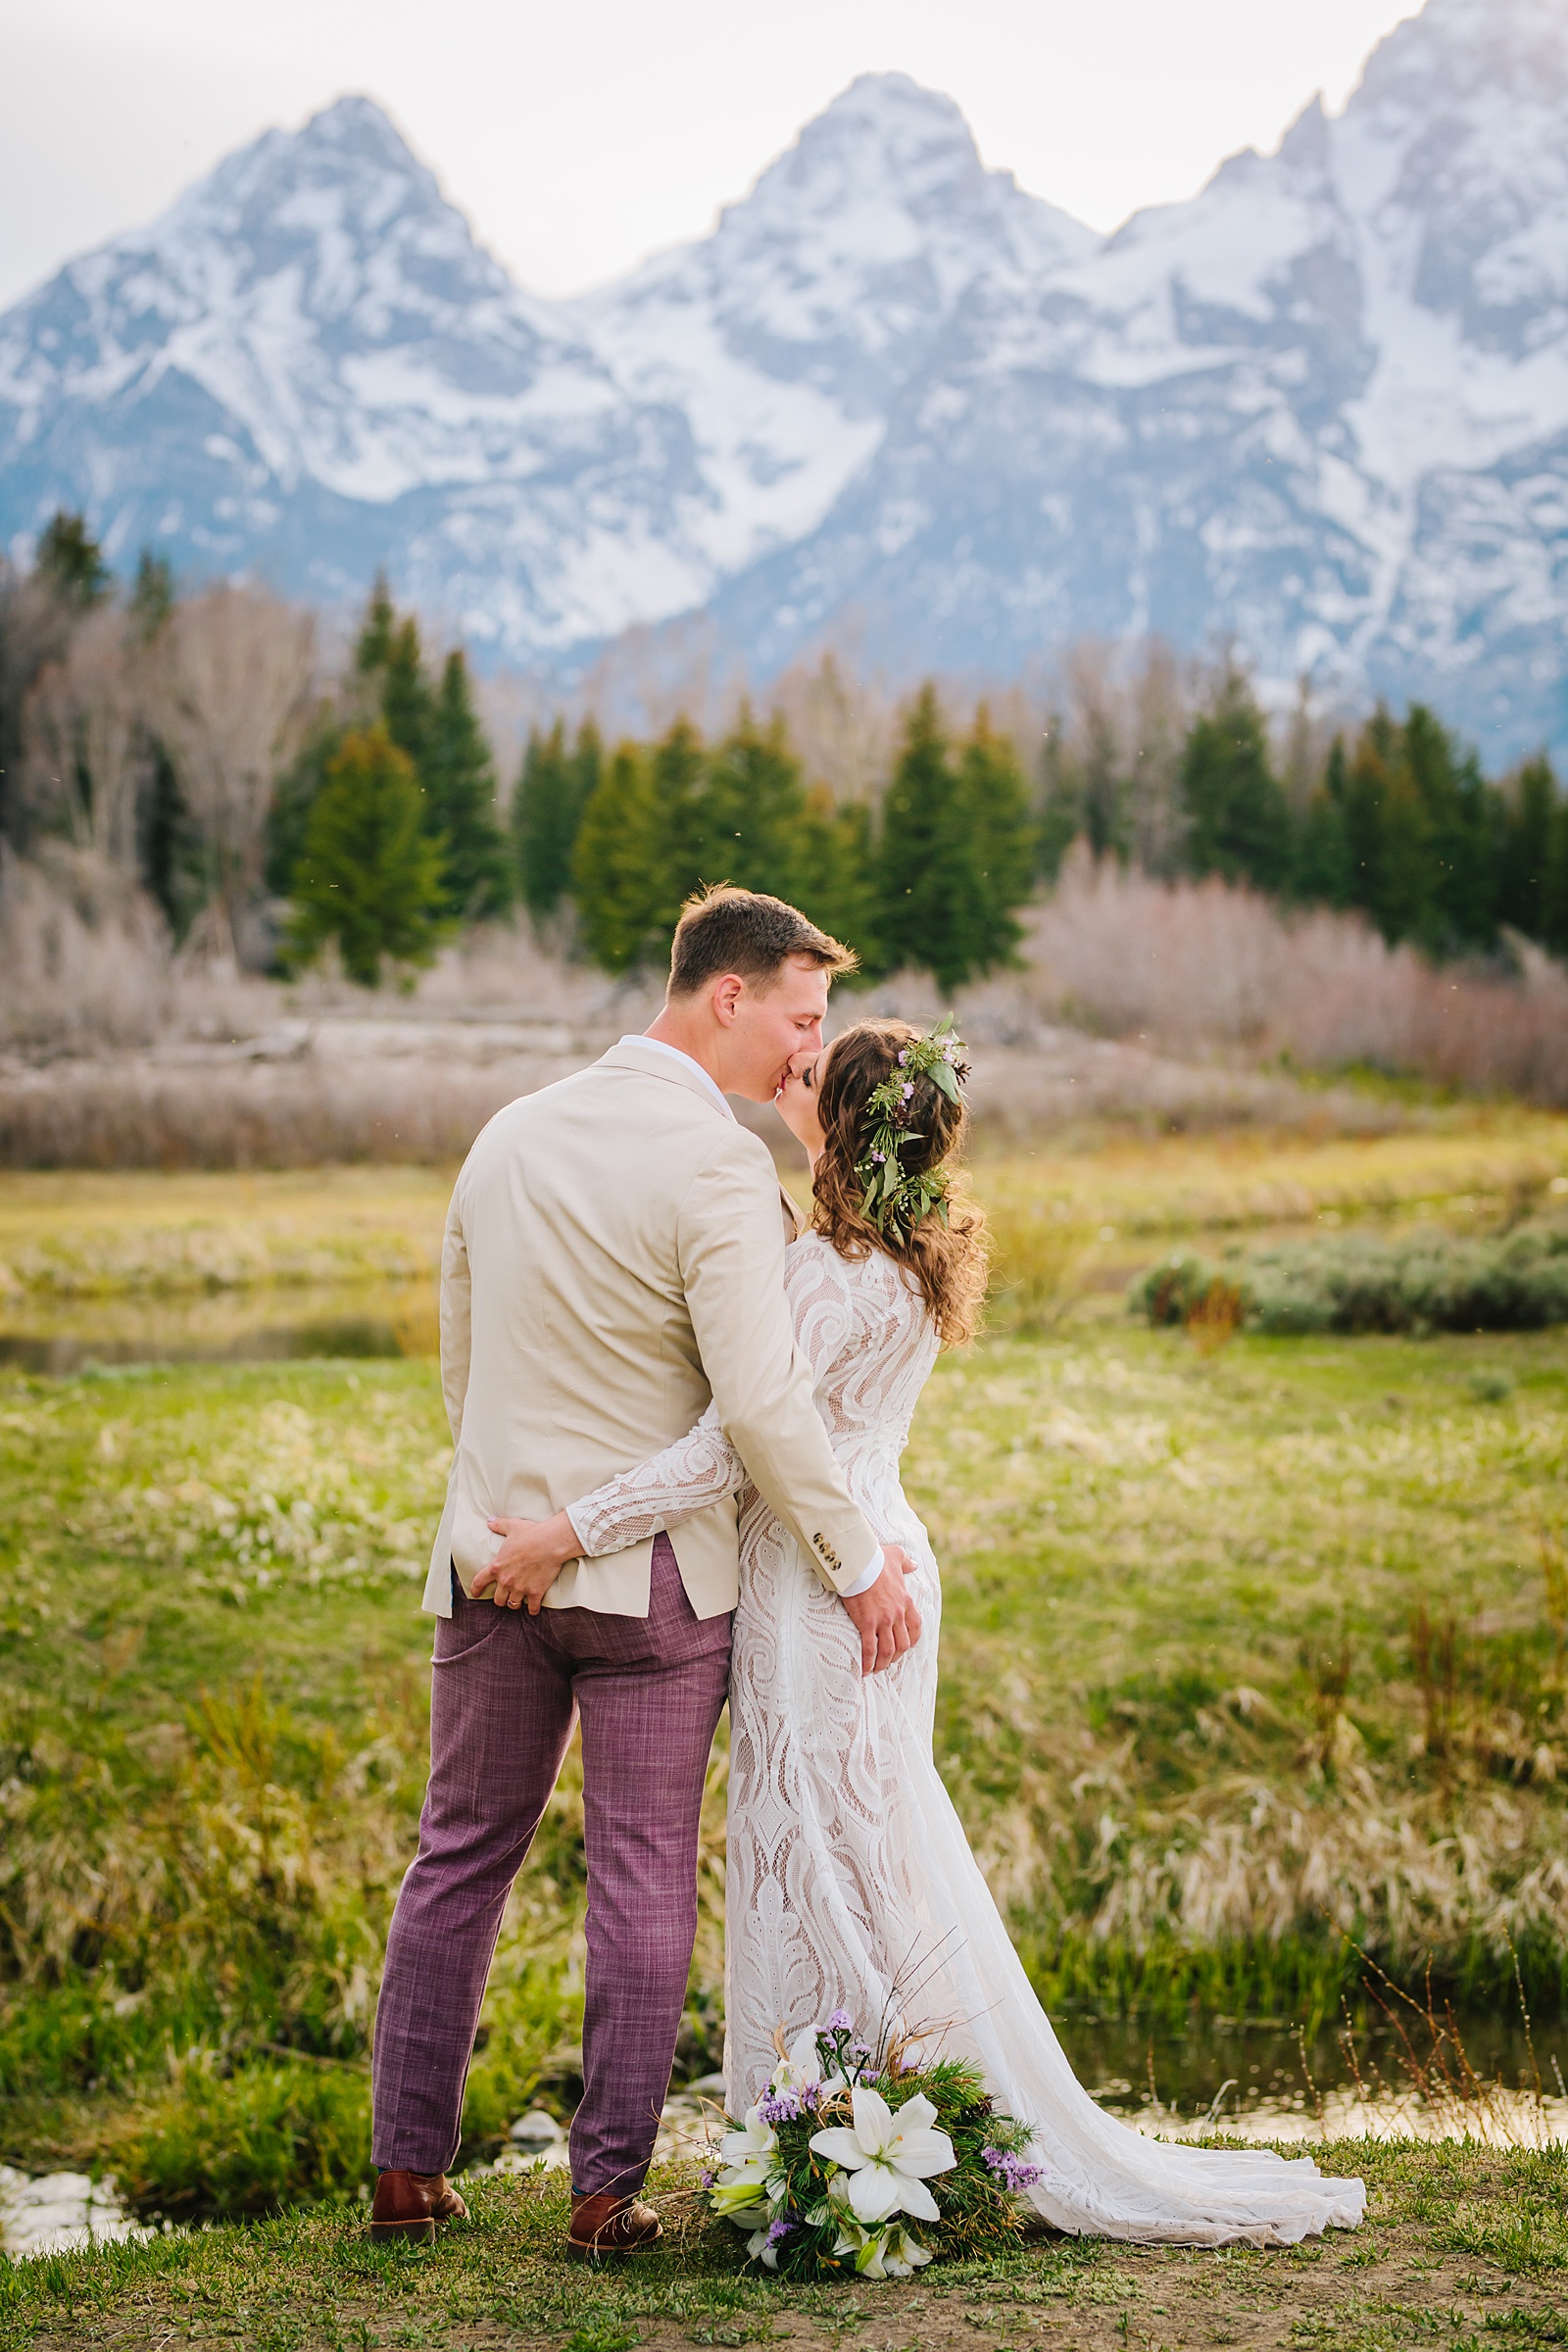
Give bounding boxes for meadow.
[2,1116,1568,2335]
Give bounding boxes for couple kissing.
[368,885,1365,2260]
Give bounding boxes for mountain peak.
[1355,0,1568,105]
[721,72,989,240]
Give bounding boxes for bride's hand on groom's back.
[841,1545,921,1677]
[472,1510,581,1613]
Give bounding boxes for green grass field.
[2,1128,1567,2330]
[5,2141,1568,2352]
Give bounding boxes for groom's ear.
[710,972,748,1027]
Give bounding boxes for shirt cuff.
[564,1502,592,1555]
[838,1538,886,1598]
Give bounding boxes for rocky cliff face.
[2,0,1564,756]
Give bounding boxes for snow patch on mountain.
[1,4,1565,754]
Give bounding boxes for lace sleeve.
[566,1238,865,1560]
[565,1401,746,1557]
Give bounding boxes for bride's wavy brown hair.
[809,1018,988,1347]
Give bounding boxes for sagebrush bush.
[1133,1218,1568,1337]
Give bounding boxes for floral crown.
[853,1016,971,1244]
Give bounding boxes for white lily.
[718,2103,777,2171]
[771,2025,850,2101]
[809,2086,956,2225]
[831,2218,934,2278]
[712,2101,785,2225]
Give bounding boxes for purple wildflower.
[758,2088,802,2124]
[898,1051,908,1065]
[766,2219,795,2245]
[700,2169,716,2189]
[901,1081,915,1101]
[826,2008,853,2032]
[982,2146,1044,2191]
[852,2042,872,2059]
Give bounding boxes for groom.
[370,886,921,2258]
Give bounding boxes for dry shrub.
[1029,846,1568,1103]
[0,848,279,1057]
[1184,1275,1246,1354]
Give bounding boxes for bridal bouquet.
[700,2013,1044,2279]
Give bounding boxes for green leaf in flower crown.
[928,1061,959,1102]
[882,1155,901,1200]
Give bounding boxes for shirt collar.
[617,1034,734,1120]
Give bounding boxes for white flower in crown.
[808,2084,956,2225]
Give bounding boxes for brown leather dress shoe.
[368,2170,469,2243]
[567,2191,663,2262]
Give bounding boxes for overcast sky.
[0,0,1420,312]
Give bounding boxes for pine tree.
[570,741,668,971]
[266,719,347,898]
[695,708,808,893]
[793,787,882,973]
[1497,755,1557,940]
[130,550,173,637]
[954,707,1035,978]
[1542,770,1568,956]
[647,716,710,925]
[872,692,1029,992]
[1180,669,1293,892]
[1293,738,1355,906]
[1404,706,1496,952]
[1036,725,1082,882]
[514,719,602,924]
[380,619,432,776]
[285,725,448,986]
[36,512,110,608]
[877,685,961,981]
[423,650,511,919]
[355,575,397,676]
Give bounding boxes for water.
[0,1278,430,1374]
[1052,2008,1568,2144]
[0,2169,152,2260]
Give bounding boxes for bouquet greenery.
[701,2012,1044,2279]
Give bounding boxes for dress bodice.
[779,1234,939,1499]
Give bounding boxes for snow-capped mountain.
[1,0,1565,758]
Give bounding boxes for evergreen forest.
[4,516,1567,998]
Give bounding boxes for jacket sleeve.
[438,1185,472,1446]
[675,1133,880,1594]
[564,1401,746,1555]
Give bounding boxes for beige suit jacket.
[421,1038,879,1619]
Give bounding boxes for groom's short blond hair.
[667,885,858,999]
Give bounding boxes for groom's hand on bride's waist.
[471,1510,580,1613]
[841,1545,921,1677]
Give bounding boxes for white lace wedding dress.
[568,1233,1365,2245]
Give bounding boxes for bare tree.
[769,647,898,805]
[154,585,316,959]
[21,608,148,868]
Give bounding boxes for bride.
[559,1017,1364,2247]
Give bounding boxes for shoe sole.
[368,2218,442,2243]
[565,2233,662,2263]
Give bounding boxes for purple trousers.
[371,1536,731,2195]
